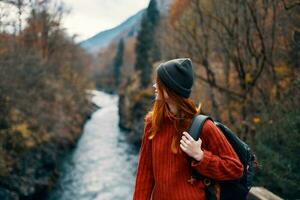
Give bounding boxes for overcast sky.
[62,0,149,42]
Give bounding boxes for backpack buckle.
[203,178,211,186]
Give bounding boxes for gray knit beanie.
[156,58,194,98]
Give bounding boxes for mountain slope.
[80,0,174,54]
[80,9,145,53]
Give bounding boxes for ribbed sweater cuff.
[191,150,212,170]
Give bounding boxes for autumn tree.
[165,0,299,138]
[0,0,93,198]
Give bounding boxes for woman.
[132,58,244,200]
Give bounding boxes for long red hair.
[146,75,201,154]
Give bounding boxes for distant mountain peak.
[80,9,145,54]
[80,0,173,54]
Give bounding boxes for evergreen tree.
[113,38,124,88]
[135,0,160,88]
[147,0,160,26]
[147,0,160,62]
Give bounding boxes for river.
[47,91,139,200]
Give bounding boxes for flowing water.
[47,91,139,200]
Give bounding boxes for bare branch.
[280,0,300,10]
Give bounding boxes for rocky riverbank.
[0,99,96,200]
[118,74,154,146]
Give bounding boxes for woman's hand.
[180,131,204,161]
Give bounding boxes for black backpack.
[188,114,256,200]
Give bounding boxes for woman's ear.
[163,90,169,99]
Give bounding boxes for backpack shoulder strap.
[188,114,213,141]
[188,114,216,188]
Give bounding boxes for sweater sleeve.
[191,120,244,181]
[132,118,155,200]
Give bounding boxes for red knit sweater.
[132,114,244,200]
